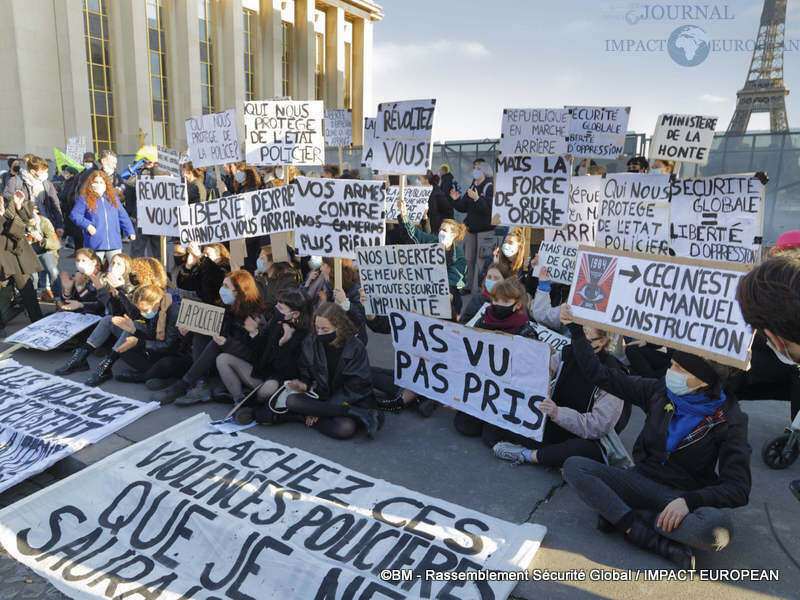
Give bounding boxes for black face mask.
[318,332,336,346]
[491,304,515,320]
[11,165,19,174]
[173,254,185,268]
[129,272,139,287]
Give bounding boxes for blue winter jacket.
[70,193,135,251]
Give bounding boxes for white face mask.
[501,242,518,258]
[102,164,115,176]
[472,168,483,180]
[110,263,126,278]
[438,230,452,246]
[37,172,48,182]
[235,171,246,184]
[665,369,695,396]
[91,182,106,195]
[76,261,94,276]
[766,338,800,367]
[205,251,218,263]
[84,162,94,169]
[577,167,587,176]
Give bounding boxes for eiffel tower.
[727,0,790,134]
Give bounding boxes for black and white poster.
[243,100,324,166]
[5,312,101,351]
[371,99,436,174]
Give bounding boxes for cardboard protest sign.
[243,99,324,166]
[184,109,242,168]
[360,117,377,170]
[176,299,225,336]
[177,185,294,245]
[156,145,181,177]
[670,174,764,264]
[384,184,432,222]
[357,244,451,319]
[568,246,754,368]
[136,176,187,236]
[494,154,572,228]
[0,359,157,494]
[0,413,546,600]
[499,108,570,155]
[546,175,603,245]
[649,113,718,165]
[4,312,101,351]
[372,99,435,174]
[324,109,353,147]
[532,323,571,353]
[370,138,432,174]
[66,136,86,163]
[595,173,671,255]
[293,177,386,259]
[538,240,578,285]
[566,105,630,159]
[389,310,551,440]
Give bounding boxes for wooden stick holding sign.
[0,343,24,360]
[334,153,344,289]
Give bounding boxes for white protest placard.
[324,109,353,147]
[360,117,377,170]
[4,312,101,351]
[177,185,294,245]
[566,105,630,159]
[0,359,157,493]
[494,154,572,228]
[499,108,571,156]
[568,246,754,368]
[357,243,451,319]
[669,173,764,264]
[384,184,432,222]
[595,173,671,255]
[0,413,546,600]
[136,175,187,236]
[648,113,718,165]
[66,136,86,163]
[185,109,242,168]
[532,323,571,353]
[370,138,432,174]
[156,145,181,177]
[243,99,324,166]
[293,177,386,259]
[371,99,435,174]
[389,310,551,441]
[176,299,225,336]
[538,240,578,285]
[546,175,604,245]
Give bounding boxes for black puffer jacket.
[568,323,751,510]
[298,334,373,406]
[132,303,181,356]
[251,312,308,380]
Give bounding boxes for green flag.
[53,147,85,173]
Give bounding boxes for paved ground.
[0,297,798,599]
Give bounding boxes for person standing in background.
[451,158,493,292]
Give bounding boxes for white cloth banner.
[0,413,546,600]
[5,312,101,351]
[136,176,187,236]
[0,359,158,494]
[389,310,551,441]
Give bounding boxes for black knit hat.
[672,351,719,387]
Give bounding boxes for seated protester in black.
[254,244,301,315]
[57,247,103,314]
[90,253,135,316]
[459,262,509,325]
[176,242,230,305]
[153,270,265,405]
[84,285,181,386]
[492,326,628,467]
[560,305,750,569]
[314,257,367,343]
[255,302,382,440]
[216,288,311,419]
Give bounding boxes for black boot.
[152,379,189,405]
[86,354,118,387]
[376,392,407,413]
[346,405,382,439]
[597,515,615,533]
[253,404,303,425]
[115,369,148,383]
[416,397,438,418]
[19,278,43,322]
[55,345,91,375]
[625,515,695,570]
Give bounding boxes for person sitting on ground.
[58,247,104,314]
[459,263,510,325]
[560,305,750,569]
[311,257,367,343]
[530,266,566,332]
[176,242,230,305]
[254,245,301,316]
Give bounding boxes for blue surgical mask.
[309,256,323,269]
[219,286,236,305]
[649,168,662,175]
[235,170,246,184]
[472,168,483,180]
[141,309,157,319]
[256,258,267,273]
[485,279,498,293]
[665,369,694,396]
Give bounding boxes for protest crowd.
[1,100,799,589]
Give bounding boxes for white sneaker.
[493,442,529,465]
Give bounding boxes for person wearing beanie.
[767,230,800,256]
[559,305,751,569]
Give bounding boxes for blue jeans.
[34,251,62,297]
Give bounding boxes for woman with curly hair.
[70,169,135,262]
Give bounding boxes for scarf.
[20,169,45,198]
[481,306,528,334]
[665,389,726,452]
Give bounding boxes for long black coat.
[0,200,43,278]
[298,334,373,406]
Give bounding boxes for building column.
[325,6,345,109]
[258,0,283,99]
[108,0,152,154]
[54,0,93,149]
[163,0,201,150]
[352,16,373,145]
[215,0,245,136]
[293,0,315,100]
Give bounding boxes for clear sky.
[371,0,800,141]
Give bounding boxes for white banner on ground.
[648,113,718,165]
[389,310,551,440]
[176,299,225,336]
[136,176,187,236]
[185,109,243,168]
[156,145,181,177]
[4,312,101,351]
[494,154,572,228]
[177,186,294,245]
[357,243,451,319]
[532,323,571,353]
[384,185,432,222]
[538,240,578,285]
[372,99,436,174]
[499,108,570,156]
[595,173,671,255]
[566,105,630,159]
[293,177,386,259]
[0,359,158,494]
[66,136,86,164]
[669,173,764,264]
[324,109,353,147]
[244,99,324,166]
[568,246,754,368]
[360,117,377,170]
[0,413,546,600]
[547,175,604,245]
